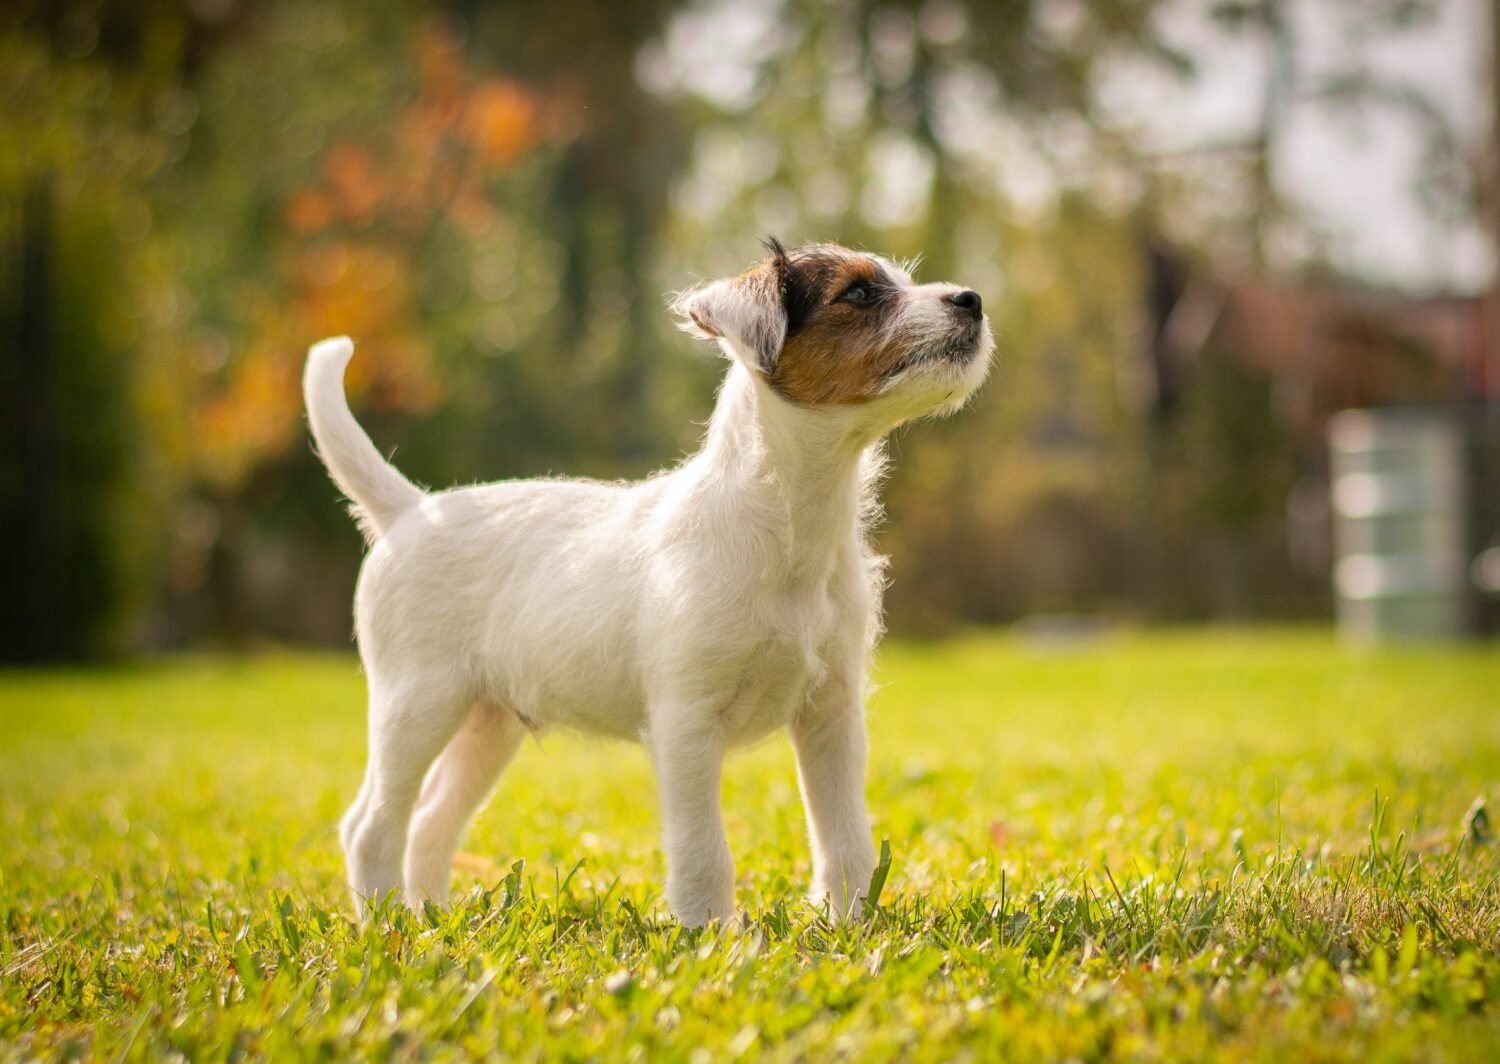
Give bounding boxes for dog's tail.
[303,337,425,543]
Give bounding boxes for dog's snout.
[946,290,982,319]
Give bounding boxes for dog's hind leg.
[403,699,526,905]
[342,674,472,917]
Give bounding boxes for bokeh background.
[3,0,1498,661]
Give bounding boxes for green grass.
[3,629,1499,1061]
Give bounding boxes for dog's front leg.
[791,681,878,921]
[648,712,736,927]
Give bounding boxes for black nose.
[947,289,982,319]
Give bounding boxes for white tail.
[303,337,424,543]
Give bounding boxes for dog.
[304,239,992,926]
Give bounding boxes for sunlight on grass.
[3,630,1498,1060]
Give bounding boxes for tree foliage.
[0,0,1482,654]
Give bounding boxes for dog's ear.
[670,239,791,376]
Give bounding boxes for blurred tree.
[470,0,688,465]
[645,0,1174,626]
[156,0,694,642]
[158,2,559,641]
[0,0,705,650]
[5,0,1486,654]
[0,14,190,659]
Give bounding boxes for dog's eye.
[837,283,877,306]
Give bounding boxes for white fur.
[306,271,992,926]
[304,338,424,543]
[672,277,787,374]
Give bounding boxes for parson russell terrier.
[304,240,993,926]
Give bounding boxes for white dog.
[305,240,992,926]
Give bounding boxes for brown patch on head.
[769,244,913,406]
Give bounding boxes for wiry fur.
[309,242,992,926]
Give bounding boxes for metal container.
[1329,409,1469,642]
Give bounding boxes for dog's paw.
[810,884,869,924]
[665,874,737,928]
[667,891,738,929]
[810,863,876,923]
[665,843,737,928]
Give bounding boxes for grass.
[2,628,1499,1061]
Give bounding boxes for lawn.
[3,630,1498,1061]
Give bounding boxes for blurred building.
[1142,243,1499,634]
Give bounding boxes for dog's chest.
[719,584,841,744]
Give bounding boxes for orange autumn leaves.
[194,25,549,490]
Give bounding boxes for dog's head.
[671,240,993,421]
